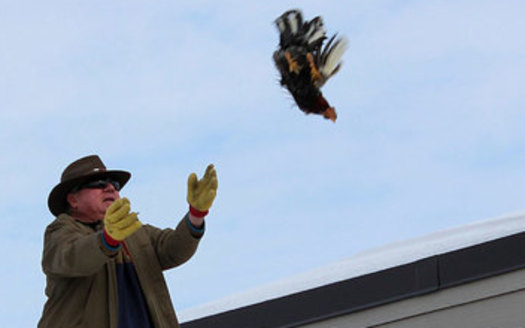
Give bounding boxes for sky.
[1,0,525,325]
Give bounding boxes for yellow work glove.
[187,164,218,216]
[104,197,142,242]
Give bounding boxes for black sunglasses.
[71,179,122,193]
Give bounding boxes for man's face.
[67,180,121,223]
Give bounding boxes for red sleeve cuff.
[103,230,121,247]
[189,205,209,218]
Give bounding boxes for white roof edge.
[179,210,525,322]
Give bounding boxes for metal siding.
[300,269,525,328]
[375,289,525,328]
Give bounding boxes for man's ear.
[66,193,78,210]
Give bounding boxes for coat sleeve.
[42,216,117,277]
[143,213,204,270]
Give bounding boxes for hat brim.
[48,170,131,217]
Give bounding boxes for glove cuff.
[189,205,209,218]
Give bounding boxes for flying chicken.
[273,9,348,122]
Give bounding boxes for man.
[38,155,218,328]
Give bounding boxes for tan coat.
[38,213,203,328]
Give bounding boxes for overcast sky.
[1,0,525,325]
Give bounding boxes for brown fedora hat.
[48,155,131,216]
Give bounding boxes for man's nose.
[104,182,117,191]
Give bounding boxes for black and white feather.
[273,9,348,122]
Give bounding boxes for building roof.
[179,210,525,327]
